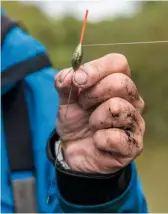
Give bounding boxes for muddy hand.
[55,53,145,174]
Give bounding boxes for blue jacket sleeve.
[57,162,148,213]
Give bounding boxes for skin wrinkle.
[79,73,141,111]
[61,126,91,142]
[84,155,94,172]
[90,62,104,80]
[65,144,86,167]
[86,148,102,173]
[57,106,92,142]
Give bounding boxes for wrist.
[46,130,132,205]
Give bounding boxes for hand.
[55,54,145,174]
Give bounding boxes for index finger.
[73,53,130,89]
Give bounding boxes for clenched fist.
[55,54,145,174]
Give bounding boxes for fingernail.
[74,70,88,85]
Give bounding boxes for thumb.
[55,68,79,105]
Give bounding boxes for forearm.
[47,130,148,213]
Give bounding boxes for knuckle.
[113,73,128,92]
[135,96,145,113]
[113,53,129,75]
[141,116,146,134]
[117,54,129,73]
[109,97,123,113]
[90,62,102,73]
[140,97,145,112]
[113,73,140,103]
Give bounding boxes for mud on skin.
[109,106,140,150]
[124,78,140,101]
[110,106,138,127]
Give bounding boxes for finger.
[93,128,143,162]
[55,68,78,105]
[79,73,144,111]
[72,53,130,89]
[89,97,145,136]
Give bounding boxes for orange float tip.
[79,9,89,45]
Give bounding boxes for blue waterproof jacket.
[1,10,148,213]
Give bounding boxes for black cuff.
[47,130,131,206]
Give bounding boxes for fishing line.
[64,84,73,118]
[83,40,168,47]
[46,141,62,204]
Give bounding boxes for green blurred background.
[2,1,168,212]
